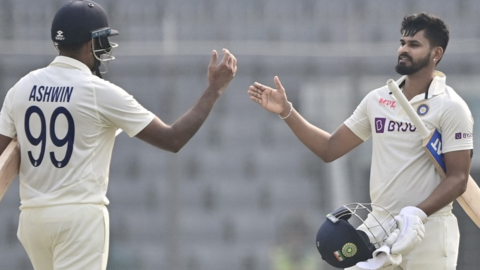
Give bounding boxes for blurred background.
[1,0,480,269]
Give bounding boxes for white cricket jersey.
[0,56,155,209]
[344,71,473,214]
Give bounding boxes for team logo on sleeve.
[417,104,429,116]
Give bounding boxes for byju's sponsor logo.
[387,121,416,132]
[375,118,386,133]
[375,118,416,133]
[379,98,396,109]
[455,132,473,140]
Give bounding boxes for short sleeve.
[344,91,373,142]
[440,97,473,153]
[95,80,155,137]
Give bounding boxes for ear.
[432,46,444,64]
[85,39,93,54]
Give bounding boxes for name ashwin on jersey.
[29,85,74,102]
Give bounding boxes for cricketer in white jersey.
[0,1,237,269]
[345,71,473,215]
[248,12,472,270]
[0,56,155,209]
[344,71,473,269]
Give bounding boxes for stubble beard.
[395,51,431,75]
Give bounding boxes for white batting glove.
[356,229,402,270]
[356,245,402,270]
[390,206,427,255]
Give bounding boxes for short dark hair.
[400,13,449,52]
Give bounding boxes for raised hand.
[248,76,291,116]
[207,48,237,95]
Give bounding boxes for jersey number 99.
[24,106,75,168]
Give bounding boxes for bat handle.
[386,79,430,138]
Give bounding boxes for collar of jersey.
[50,56,92,74]
[394,70,446,103]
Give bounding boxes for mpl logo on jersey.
[375,117,416,133]
[379,98,396,109]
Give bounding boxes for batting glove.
[390,206,427,255]
[356,245,402,270]
[356,228,403,270]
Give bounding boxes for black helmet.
[52,0,119,77]
[51,0,118,45]
[316,203,398,268]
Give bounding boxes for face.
[395,30,433,75]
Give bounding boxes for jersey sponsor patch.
[379,98,396,109]
[375,117,416,133]
[375,117,387,133]
[455,132,473,140]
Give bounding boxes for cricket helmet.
[315,203,398,268]
[51,0,118,62]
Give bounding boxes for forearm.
[283,110,362,162]
[0,134,13,155]
[283,110,331,160]
[417,174,468,216]
[417,149,471,216]
[168,86,221,151]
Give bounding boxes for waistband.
[371,208,452,220]
[429,209,452,217]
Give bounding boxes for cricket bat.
[0,138,20,203]
[387,79,480,228]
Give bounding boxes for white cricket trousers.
[18,204,110,270]
[346,210,459,270]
